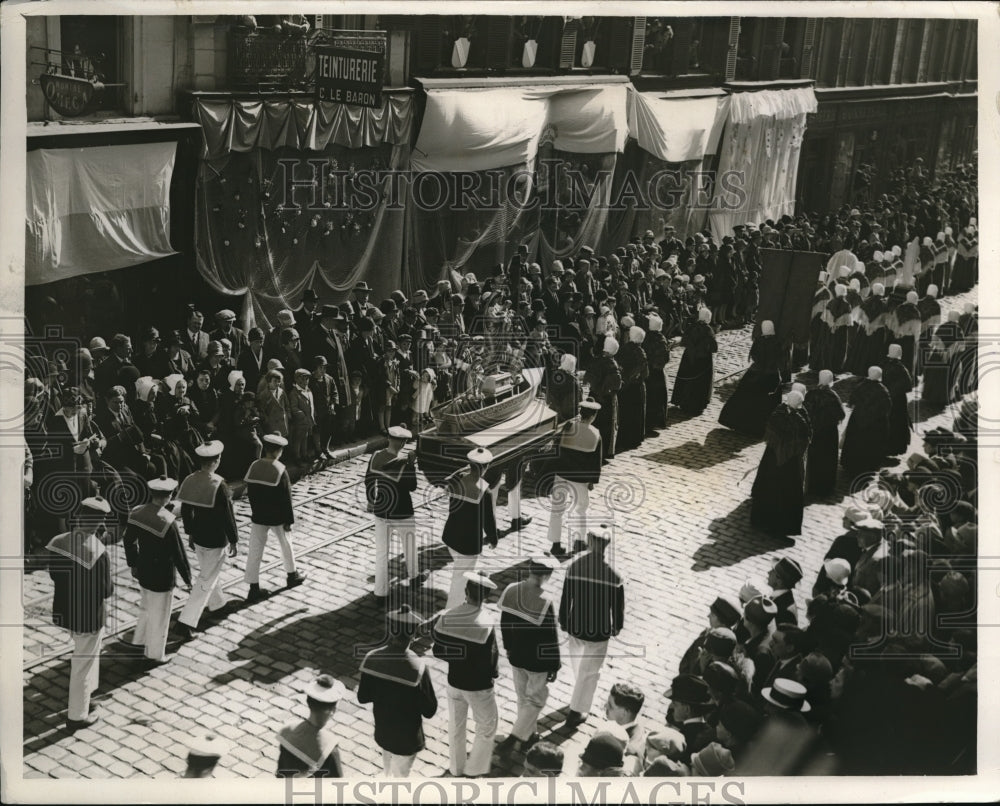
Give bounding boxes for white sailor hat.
[580,400,602,412]
[387,426,413,440]
[262,433,289,447]
[194,440,225,458]
[305,674,348,704]
[462,570,498,590]
[466,447,493,465]
[80,496,112,514]
[588,523,613,543]
[186,732,232,760]
[147,476,178,494]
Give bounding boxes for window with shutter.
[607,17,634,74]
[630,17,647,74]
[800,18,818,78]
[559,18,579,69]
[724,17,740,81]
[414,16,444,71]
[484,17,513,69]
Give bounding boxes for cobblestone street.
[21,289,977,780]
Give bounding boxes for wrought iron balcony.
[227,28,312,90]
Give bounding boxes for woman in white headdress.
[546,352,583,423]
[584,335,624,459]
[671,307,717,416]
[718,320,782,438]
[643,313,671,432]
[750,390,812,538]
[616,326,649,451]
[803,371,845,496]
[881,343,914,456]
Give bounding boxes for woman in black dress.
[718,320,782,438]
[804,370,845,496]
[643,313,671,433]
[671,307,717,416]
[750,390,812,537]
[616,326,649,452]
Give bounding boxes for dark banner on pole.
[756,249,826,343]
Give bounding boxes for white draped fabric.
[26,144,177,286]
[411,81,629,173]
[709,88,818,241]
[626,88,730,163]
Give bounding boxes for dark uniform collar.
[176,470,223,508]
[244,458,286,486]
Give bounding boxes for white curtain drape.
[627,88,730,163]
[26,143,177,285]
[709,88,817,241]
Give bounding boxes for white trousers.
[566,634,609,715]
[381,750,416,778]
[511,666,550,741]
[68,629,103,721]
[446,549,478,610]
[447,685,498,777]
[178,545,227,628]
[547,476,589,546]
[132,588,172,660]
[508,481,522,521]
[374,517,418,596]
[245,523,297,584]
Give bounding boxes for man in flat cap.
[288,367,319,466]
[264,309,297,363]
[243,434,306,603]
[46,496,115,728]
[175,441,239,639]
[315,306,353,444]
[276,675,347,778]
[678,596,741,676]
[577,725,628,777]
[522,741,564,777]
[365,426,423,603]
[432,570,500,777]
[123,477,192,665]
[183,733,231,778]
[210,309,249,361]
[495,556,561,754]
[358,604,438,777]
[559,525,625,728]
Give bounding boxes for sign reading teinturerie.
[39,73,97,117]
[316,39,385,108]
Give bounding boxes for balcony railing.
[227,28,312,90]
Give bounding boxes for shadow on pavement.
[641,427,758,471]
[690,499,789,571]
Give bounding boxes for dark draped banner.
[756,248,827,342]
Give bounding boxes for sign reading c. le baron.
[316,44,385,109]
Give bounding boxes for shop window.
[573,17,612,69]
[815,18,843,87]
[508,17,559,70]
[779,17,805,79]
[899,19,924,83]
[59,16,123,112]
[872,20,896,85]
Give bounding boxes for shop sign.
[316,31,386,108]
[39,73,97,117]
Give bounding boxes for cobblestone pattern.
[22,290,977,778]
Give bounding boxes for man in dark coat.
[237,327,267,392]
[495,557,561,754]
[664,674,715,764]
[123,477,192,663]
[93,334,135,398]
[750,391,812,538]
[243,433,306,602]
[209,309,250,361]
[841,366,893,479]
[175,441,239,639]
[357,605,438,777]
[313,307,353,444]
[46,496,115,728]
[276,675,346,778]
[803,370,845,496]
[881,343,914,456]
[560,525,625,728]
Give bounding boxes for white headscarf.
[648,313,664,332]
[785,391,804,409]
[559,353,577,373]
[887,343,903,359]
[135,376,157,402]
[164,374,184,395]
[835,284,848,297]
[621,316,635,329]
[871,283,885,297]
[698,307,712,324]
[906,291,919,304]
[927,285,938,298]
[629,326,646,344]
[227,370,245,392]
[818,370,834,386]
[761,320,775,336]
[791,382,807,396]
[868,366,883,382]
[603,336,620,357]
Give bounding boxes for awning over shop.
[192,91,414,160]
[627,88,730,163]
[412,76,630,173]
[26,143,177,286]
